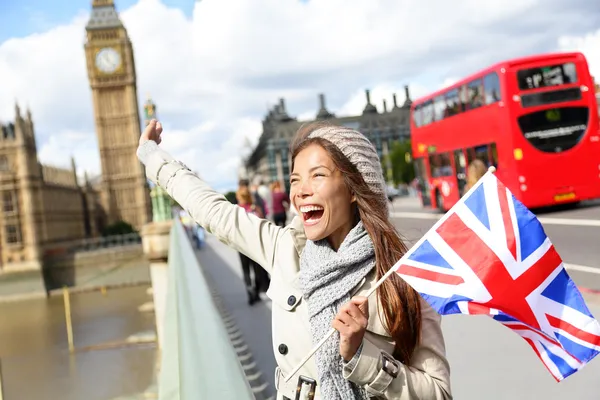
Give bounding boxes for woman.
[137,120,451,400]
[236,184,267,305]
[465,158,487,192]
[270,181,289,227]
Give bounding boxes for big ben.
[84,0,151,230]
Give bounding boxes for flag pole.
[283,166,497,383]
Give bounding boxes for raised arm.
[137,121,282,273]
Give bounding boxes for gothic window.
[6,224,21,244]
[3,191,15,213]
[0,156,8,171]
[127,190,135,204]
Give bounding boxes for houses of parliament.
[0,0,152,271]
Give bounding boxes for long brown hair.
[465,158,487,191]
[290,122,422,364]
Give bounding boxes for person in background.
[257,177,272,220]
[249,180,267,219]
[178,209,194,236]
[255,177,273,219]
[193,224,205,249]
[464,159,487,192]
[270,181,289,227]
[235,185,265,305]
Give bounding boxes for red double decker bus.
[410,52,600,211]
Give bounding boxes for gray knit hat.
[308,126,388,212]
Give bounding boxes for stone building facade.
[0,0,152,271]
[244,87,413,193]
[0,106,101,271]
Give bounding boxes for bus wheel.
[436,191,444,213]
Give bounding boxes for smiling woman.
[136,119,451,400]
[289,142,355,250]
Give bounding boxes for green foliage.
[387,140,415,185]
[102,220,137,236]
[169,196,181,208]
[224,191,237,204]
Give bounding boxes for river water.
[0,285,157,400]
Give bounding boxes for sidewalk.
[195,236,276,399]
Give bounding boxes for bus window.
[413,104,422,127]
[517,62,579,90]
[413,158,431,206]
[422,101,434,125]
[467,79,484,110]
[453,149,468,196]
[433,96,445,121]
[429,152,453,177]
[467,144,498,168]
[484,72,501,104]
[458,85,469,111]
[445,89,462,117]
[490,143,498,168]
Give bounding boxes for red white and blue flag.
[395,171,600,381]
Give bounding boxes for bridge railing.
[156,218,254,399]
[43,233,142,257]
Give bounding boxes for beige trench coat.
[142,142,452,400]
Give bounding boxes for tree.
[387,140,415,185]
[102,220,137,236]
[224,191,237,204]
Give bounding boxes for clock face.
[95,47,122,74]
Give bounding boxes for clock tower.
[84,0,151,230]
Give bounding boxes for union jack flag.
[395,171,600,381]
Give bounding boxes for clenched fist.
[139,119,163,146]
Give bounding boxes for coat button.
[278,344,288,355]
[287,295,296,306]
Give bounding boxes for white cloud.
[0,0,599,193]
[558,28,600,81]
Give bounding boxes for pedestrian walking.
[137,120,451,400]
[270,181,289,227]
[236,184,269,305]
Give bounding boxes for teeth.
[299,205,324,213]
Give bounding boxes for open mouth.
[299,205,324,225]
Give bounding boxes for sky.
[0,0,599,193]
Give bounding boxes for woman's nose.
[298,180,313,197]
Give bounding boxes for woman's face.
[290,143,355,250]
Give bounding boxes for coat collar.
[288,216,307,258]
[289,218,390,337]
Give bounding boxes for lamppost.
[143,95,173,222]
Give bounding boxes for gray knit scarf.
[298,221,374,400]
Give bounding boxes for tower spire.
[362,89,378,114]
[87,0,122,31]
[92,0,115,7]
[316,93,334,120]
